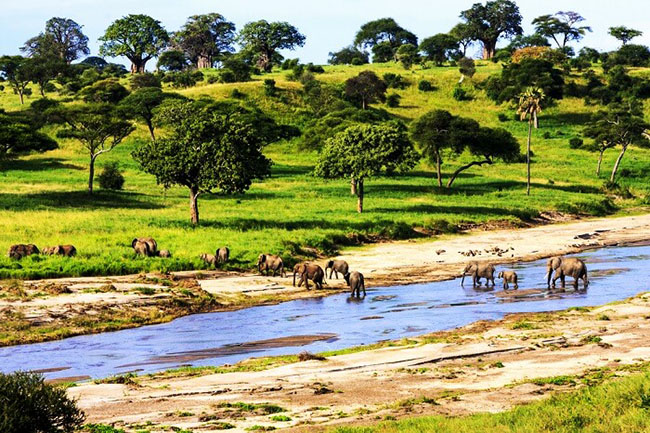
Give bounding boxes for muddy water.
[1,245,649,380]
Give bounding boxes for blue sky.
[2,0,648,66]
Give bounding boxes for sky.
[1,0,649,67]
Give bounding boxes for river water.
[1,244,649,380]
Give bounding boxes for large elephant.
[132,237,158,257]
[293,262,325,290]
[546,256,588,290]
[8,244,39,260]
[42,245,77,257]
[345,271,366,297]
[216,247,230,264]
[325,259,349,279]
[258,254,286,277]
[461,261,496,287]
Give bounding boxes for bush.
[162,71,201,88]
[383,73,408,89]
[452,86,470,101]
[263,79,276,96]
[218,69,237,83]
[98,162,125,190]
[130,73,161,90]
[542,131,552,139]
[306,63,325,73]
[282,58,300,70]
[497,113,509,122]
[207,75,219,84]
[80,79,129,104]
[418,80,435,92]
[0,371,85,433]
[569,137,584,149]
[230,88,246,99]
[386,93,401,107]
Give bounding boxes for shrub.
[497,113,509,122]
[542,131,552,139]
[80,79,129,104]
[569,138,583,149]
[98,162,125,191]
[383,73,408,89]
[219,69,237,83]
[0,371,85,433]
[282,58,300,70]
[418,80,435,92]
[306,63,325,73]
[263,79,277,96]
[386,93,401,107]
[130,73,161,90]
[162,71,200,88]
[230,88,246,99]
[452,86,470,101]
[207,75,219,84]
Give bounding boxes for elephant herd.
[257,254,366,298]
[7,243,76,260]
[461,256,589,291]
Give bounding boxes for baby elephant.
[158,250,171,258]
[200,253,218,267]
[498,271,518,290]
[8,244,39,260]
[216,247,230,264]
[42,245,77,257]
[345,271,366,298]
[293,262,325,290]
[325,259,349,279]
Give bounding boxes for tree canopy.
[328,46,369,65]
[119,88,185,140]
[344,71,387,109]
[0,56,33,104]
[99,14,169,73]
[0,112,57,160]
[173,13,236,68]
[354,18,418,63]
[22,17,89,63]
[419,34,460,66]
[459,0,523,59]
[532,11,591,50]
[608,26,643,46]
[238,20,305,72]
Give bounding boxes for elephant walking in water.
[546,256,588,290]
[461,261,496,287]
[345,271,365,298]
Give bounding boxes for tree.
[238,20,305,72]
[447,125,520,187]
[54,104,134,193]
[157,50,189,71]
[344,71,387,109]
[485,58,564,103]
[79,78,129,104]
[314,123,419,213]
[517,87,545,195]
[119,88,184,140]
[173,13,236,68]
[354,18,418,63]
[609,26,643,46]
[450,23,474,56]
[0,112,58,159]
[22,17,89,63]
[133,101,272,225]
[0,371,85,433]
[460,0,523,59]
[328,46,369,65]
[27,53,66,96]
[99,14,169,73]
[0,56,32,104]
[396,43,419,69]
[458,57,476,82]
[532,11,591,50]
[80,56,108,70]
[419,34,460,66]
[584,99,649,182]
[410,110,456,187]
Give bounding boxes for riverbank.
[2,213,650,346]
[67,290,650,433]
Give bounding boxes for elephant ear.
[132,238,138,248]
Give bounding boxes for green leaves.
[0,112,57,158]
[238,20,305,72]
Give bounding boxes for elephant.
[546,256,588,290]
[158,250,171,258]
[345,271,366,298]
[325,259,349,279]
[200,253,218,267]
[216,247,230,264]
[8,244,39,260]
[498,271,518,290]
[293,262,325,290]
[258,254,286,277]
[132,237,158,257]
[42,245,77,257]
[461,261,496,287]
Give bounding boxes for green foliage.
[157,50,189,72]
[0,55,33,104]
[219,55,252,83]
[532,11,591,50]
[263,79,276,96]
[97,161,125,190]
[383,73,408,89]
[162,70,203,88]
[608,26,643,45]
[485,59,564,103]
[329,46,369,65]
[0,112,57,158]
[605,44,650,68]
[354,18,418,63]
[452,86,471,101]
[0,371,85,433]
[459,0,523,58]
[396,43,420,69]
[173,13,236,68]
[80,78,129,104]
[386,93,401,107]
[238,20,306,72]
[345,70,387,109]
[458,57,476,79]
[569,137,584,149]
[420,34,460,66]
[119,87,184,139]
[83,424,125,433]
[22,17,89,63]
[418,80,435,92]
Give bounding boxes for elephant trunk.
[545,269,551,287]
[293,271,297,287]
[460,273,466,286]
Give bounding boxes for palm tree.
[517,87,545,196]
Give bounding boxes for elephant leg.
[503,281,508,289]
[561,274,566,289]
[335,270,339,279]
[573,278,578,290]
[304,276,310,290]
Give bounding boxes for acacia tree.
[22,17,89,63]
[238,20,305,72]
[328,46,369,65]
[133,101,272,225]
[419,34,460,66]
[410,110,455,187]
[118,88,185,140]
[314,123,418,213]
[608,26,643,46]
[0,112,57,160]
[0,56,32,104]
[532,11,591,51]
[55,104,134,193]
[396,44,419,69]
[460,0,523,59]
[173,13,236,68]
[344,71,387,109]
[99,15,169,73]
[584,99,649,182]
[517,87,545,195]
[450,23,474,56]
[354,18,418,63]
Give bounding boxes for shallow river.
[1,244,649,380]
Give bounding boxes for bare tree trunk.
[447,159,490,188]
[350,177,357,195]
[146,120,156,141]
[610,145,628,183]
[436,151,442,188]
[596,149,604,176]
[356,179,364,213]
[189,187,200,225]
[88,155,96,195]
[526,119,532,196]
[18,90,24,105]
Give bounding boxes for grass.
[329,368,650,433]
[1,62,650,279]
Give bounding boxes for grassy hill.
[1,61,649,279]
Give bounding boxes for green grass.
[2,62,650,279]
[329,369,650,433]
